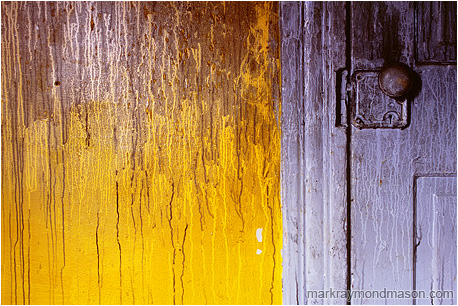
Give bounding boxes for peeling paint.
[256,228,263,243]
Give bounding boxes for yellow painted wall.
[1,2,281,305]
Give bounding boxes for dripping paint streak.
[167,182,176,305]
[96,211,101,304]
[115,171,122,304]
[60,152,66,305]
[181,224,189,304]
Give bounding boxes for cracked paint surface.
[1,2,282,304]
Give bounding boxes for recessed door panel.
[416,176,457,305]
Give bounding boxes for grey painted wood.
[281,2,347,304]
[351,65,456,304]
[416,2,457,64]
[281,3,306,303]
[349,3,456,304]
[281,3,456,304]
[416,176,457,305]
[351,56,457,305]
[350,3,413,304]
[351,2,415,70]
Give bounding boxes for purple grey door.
[281,2,456,304]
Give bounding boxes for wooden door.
[349,2,456,304]
[1,2,282,304]
[280,2,456,305]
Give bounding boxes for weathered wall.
[280,2,348,304]
[1,2,282,304]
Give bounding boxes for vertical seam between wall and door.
[412,175,418,305]
[344,2,352,305]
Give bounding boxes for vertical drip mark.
[96,210,101,304]
[167,182,176,305]
[8,205,13,303]
[60,151,66,305]
[12,146,18,306]
[11,7,27,302]
[268,187,275,305]
[20,142,26,306]
[412,176,418,305]
[27,209,31,305]
[116,170,122,304]
[46,116,54,305]
[221,123,230,300]
[139,180,145,303]
[180,224,189,305]
[130,174,136,305]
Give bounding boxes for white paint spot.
[256,228,263,242]
[256,249,262,255]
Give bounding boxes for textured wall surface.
[280,2,348,304]
[1,2,282,304]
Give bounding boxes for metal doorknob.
[378,63,413,98]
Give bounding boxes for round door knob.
[378,63,413,98]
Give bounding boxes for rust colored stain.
[1,2,282,304]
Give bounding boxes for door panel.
[1,2,282,304]
[416,176,457,305]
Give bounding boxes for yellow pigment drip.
[1,2,281,304]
